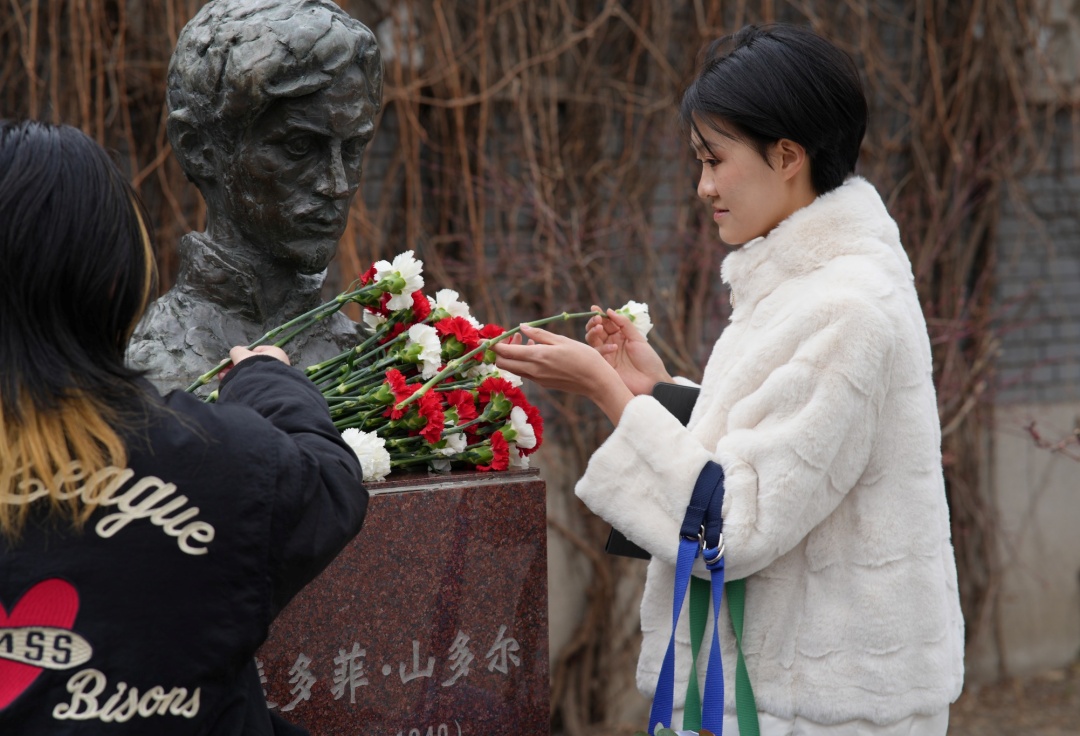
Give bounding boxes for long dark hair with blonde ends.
[0,120,157,540]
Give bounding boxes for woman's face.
[692,121,801,247]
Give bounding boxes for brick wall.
[994,111,1080,405]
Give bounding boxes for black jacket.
[0,357,367,734]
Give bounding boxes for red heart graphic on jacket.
[0,579,80,711]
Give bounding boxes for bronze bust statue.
[127,0,382,392]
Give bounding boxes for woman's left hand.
[493,324,634,424]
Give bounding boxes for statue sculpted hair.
[166,0,383,176]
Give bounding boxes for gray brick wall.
[994,112,1080,404]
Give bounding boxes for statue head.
[166,0,383,274]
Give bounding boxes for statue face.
[216,64,376,274]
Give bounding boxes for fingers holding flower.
[581,306,671,396]
[492,325,634,424]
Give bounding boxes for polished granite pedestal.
[256,469,549,736]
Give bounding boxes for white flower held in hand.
[616,300,653,340]
[341,429,392,482]
[373,250,425,310]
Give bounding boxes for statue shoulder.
[127,288,232,393]
[131,290,186,341]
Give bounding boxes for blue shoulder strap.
[648,460,726,735]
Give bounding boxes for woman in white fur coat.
[493,23,965,736]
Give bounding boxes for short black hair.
[680,24,868,194]
[0,120,157,416]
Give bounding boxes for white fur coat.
[576,177,965,726]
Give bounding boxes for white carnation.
[341,429,391,482]
[508,448,530,469]
[373,250,425,310]
[464,363,523,387]
[429,289,481,327]
[436,432,467,456]
[362,309,387,330]
[617,300,653,340]
[406,323,442,379]
[508,406,537,449]
[497,367,524,388]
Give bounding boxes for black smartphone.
[604,382,701,560]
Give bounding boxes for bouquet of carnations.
[186,251,652,482]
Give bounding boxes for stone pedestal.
[256,469,549,736]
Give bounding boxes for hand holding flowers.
[188,250,621,482]
[492,325,638,426]
[584,304,672,396]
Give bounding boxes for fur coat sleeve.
[578,295,895,580]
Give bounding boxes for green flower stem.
[328,354,402,395]
[270,308,342,349]
[304,351,353,384]
[332,405,386,430]
[443,409,500,435]
[327,378,384,399]
[185,281,381,393]
[393,311,599,411]
[387,437,497,467]
[306,317,412,384]
[309,364,351,389]
[432,379,477,390]
[349,329,411,367]
[389,453,447,467]
[324,395,368,405]
[306,323,390,375]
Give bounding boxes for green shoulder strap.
[682,576,710,731]
[726,577,759,736]
[683,577,760,735]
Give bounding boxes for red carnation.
[479,323,505,340]
[478,431,510,472]
[360,264,377,285]
[385,368,408,395]
[478,377,527,408]
[379,321,408,345]
[383,369,419,419]
[418,391,445,445]
[410,291,431,322]
[435,316,481,352]
[444,389,479,423]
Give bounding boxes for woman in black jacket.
[0,120,367,734]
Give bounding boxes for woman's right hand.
[585,306,672,395]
